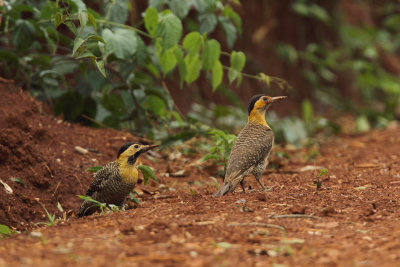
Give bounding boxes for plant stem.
[96,19,152,38]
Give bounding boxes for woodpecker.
[77,142,157,217]
[214,94,287,196]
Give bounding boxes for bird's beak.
[141,144,159,152]
[269,96,287,103]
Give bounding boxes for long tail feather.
[76,201,96,217]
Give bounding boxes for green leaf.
[174,46,186,87]
[87,12,97,30]
[101,92,125,115]
[78,11,88,30]
[129,192,140,204]
[202,39,220,72]
[102,28,137,60]
[77,195,105,206]
[72,37,85,56]
[291,2,309,16]
[57,202,64,213]
[149,0,168,8]
[258,73,271,86]
[228,68,239,84]
[356,115,371,133]
[144,7,159,37]
[230,51,245,72]
[65,21,77,35]
[13,20,36,51]
[212,60,223,91]
[318,168,328,177]
[105,0,129,23]
[137,165,158,185]
[9,177,25,187]
[40,2,57,19]
[76,50,96,59]
[184,54,202,84]
[155,11,183,49]
[183,32,202,54]
[219,16,237,48]
[198,13,217,34]
[135,35,148,65]
[201,154,219,162]
[86,166,103,173]
[70,0,87,12]
[301,99,313,123]
[159,48,177,74]
[169,0,190,18]
[0,225,10,236]
[222,6,242,35]
[55,12,67,27]
[144,95,166,117]
[93,58,106,77]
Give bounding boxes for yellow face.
[253,96,271,112]
[116,143,157,166]
[248,95,287,126]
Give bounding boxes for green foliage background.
[1,0,399,146]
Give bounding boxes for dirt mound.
[0,82,143,228]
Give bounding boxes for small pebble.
[30,231,43,238]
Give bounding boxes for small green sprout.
[35,205,56,227]
[9,177,25,187]
[314,168,328,192]
[0,224,11,239]
[77,195,107,215]
[318,168,328,177]
[201,129,237,177]
[129,190,140,204]
[86,166,103,173]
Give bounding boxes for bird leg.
[255,175,266,191]
[240,180,246,193]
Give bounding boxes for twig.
[269,214,320,220]
[125,255,186,261]
[73,174,83,190]
[42,162,54,178]
[0,77,14,83]
[81,114,111,129]
[143,207,157,216]
[53,181,61,197]
[96,19,152,38]
[227,222,286,232]
[161,81,185,121]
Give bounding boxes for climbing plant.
[0,0,289,138]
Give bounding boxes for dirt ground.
[0,82,400,266]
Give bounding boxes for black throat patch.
[128,151,141,165]
[247,94,265,115]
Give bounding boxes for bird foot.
[261,186,274,192]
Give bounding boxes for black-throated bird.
[214,94,287,196]
[77,142,157,217]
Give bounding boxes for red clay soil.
[1,81,400,266]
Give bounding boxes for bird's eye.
[263,97,267,101]
[134,145,139,149]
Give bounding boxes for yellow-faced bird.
[214,94,286,196]
[77,142,157,217]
